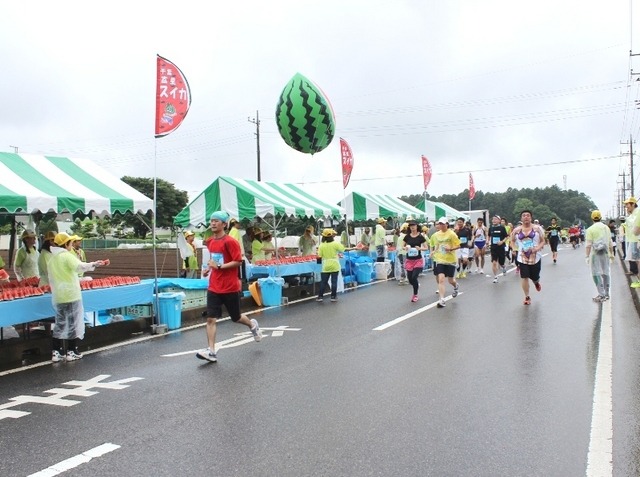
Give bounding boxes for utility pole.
[9,145,18,153]
[621,135,635,198]
[248,111,261,181]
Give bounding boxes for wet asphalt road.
[1,244,639,477]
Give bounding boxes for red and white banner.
[340,138,354,189]
[155,55,191,138]
[421,155,432,191]
[469,173,476,200]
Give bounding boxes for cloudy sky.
[1,0,638,218]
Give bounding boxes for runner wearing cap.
[488,215,508,283]
[197,211,262,363]
[429,217,461,308]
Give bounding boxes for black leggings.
[407,267,421,295]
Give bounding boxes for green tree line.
[401,185,598,226]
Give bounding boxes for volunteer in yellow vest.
[38,231,57,287]
[182,231,199,279]
[228,218,248,281]
[316,228,349,302]
[49,232,110,363]
[374,218,387,262]
[429,217,461,309]
[585,210,613,302]
[14,229,39,281]
[71,236,86,277]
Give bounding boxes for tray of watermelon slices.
[0,275,142,301]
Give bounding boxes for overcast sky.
[2,0,638,219]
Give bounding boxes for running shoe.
[330,297,337,302]
[523,296,531,305]
[592,295,606,303]
[196,348,217,363]
[631,282,640,288]
[534,281,541,292]
[411,295,418,302]
[437,299,446,308]
[250,319,263,342]
[502,266,507,275]
[66,350,83,361]
[492,277,498,284]
[52,350,64,363]
[452,284,459,298]
[316,297,323,302]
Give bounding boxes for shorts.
[490,245,506,265]
[433,263,456,278]
[206,290,242,322]
[519,261,541,282]
[457,248,470,260]
[627,241,640,261]
[548,237,559,252]
[474,240,486,250]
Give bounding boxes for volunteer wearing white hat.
[49,232,110,362]
[14,229,39,281]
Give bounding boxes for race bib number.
[407,247,419,257]
[492,236,500,244]
[521,238,533,251]
[459,237,467,244]
[439,245,447,254]
[551,230,558,236]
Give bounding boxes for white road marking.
[373,293,463,331]
[586,297,613,476]
[161,326,301,357]
[27,442,120,477]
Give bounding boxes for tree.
[114,177,189,239]
[95,217,111,239]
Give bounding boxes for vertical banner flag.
[155,55,191,138]
[421,155,432,191]
[340,137,354,189]
[469,173,476,200]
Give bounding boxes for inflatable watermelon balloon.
[275,73,335,154]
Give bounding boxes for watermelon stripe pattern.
[276,73,335,154]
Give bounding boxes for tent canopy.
[0,152,153,215]
[415,198,469,222]
[340,192,426,222]
[174,176,345,228]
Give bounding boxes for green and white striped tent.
[173,176,345,228]
[339,192,426,222]
[0,152,153,215]
[415,198,469,222]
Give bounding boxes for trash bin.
[355,262,373,284]
[374,260,391,279]
[156,292,184,330]
[258,277,285,306]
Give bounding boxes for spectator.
[14,229,39,281]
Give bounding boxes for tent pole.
[152,144,159,328]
